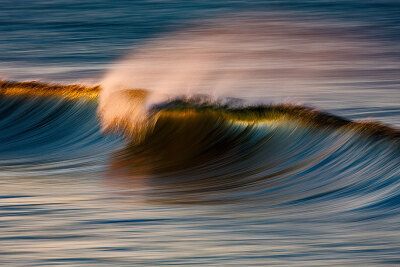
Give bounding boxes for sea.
[0,1,400,266]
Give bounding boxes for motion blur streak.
[1,2,400,266]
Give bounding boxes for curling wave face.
[1,81,399,207]
[0,81,118,178]
[1,81,400,265]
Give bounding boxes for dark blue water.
[1,1,400,79]
[1,1,400,266]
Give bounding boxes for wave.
[1,80,399,206]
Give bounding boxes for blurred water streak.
[1,1,400,266]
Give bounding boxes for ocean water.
[1,1,400,266]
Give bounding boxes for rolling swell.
[0,80,399,209]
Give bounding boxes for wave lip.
[0,80,100,100]
[111,95,400,142]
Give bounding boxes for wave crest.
[0,80,99,99]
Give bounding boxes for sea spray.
[98,14,392,138]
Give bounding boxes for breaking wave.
[0,80,399,207]
[106,94,400,204]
